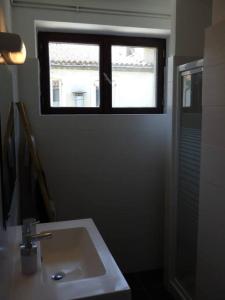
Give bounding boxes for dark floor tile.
[131,288,150,300]
[124,270,175,300]
[139,269,164,290]
[124,273,143,290]
[148,289,175,300]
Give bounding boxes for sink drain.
[51,272,65,281]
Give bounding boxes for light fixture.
[0,32,26,65]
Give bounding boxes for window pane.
[112,46,157,108]
[52,79,60,107]
[182,74,192,108]
[49,42,100,107]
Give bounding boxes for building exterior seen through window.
[49,42,156,108]
[49,43,100,108]
[111,45,156,108]
[182,74,191,108]
[51,79,61,107]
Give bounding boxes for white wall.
[18,59,167,273]
[13,1,171,272]
[12,1,171,58]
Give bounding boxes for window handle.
[103,73,112,85]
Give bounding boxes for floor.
[124,270,175,300]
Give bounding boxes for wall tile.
[197,181,225,299]
[201,144,225,188]
[203,63,225,106]
[202,106,225,148]
[213,0,225,25]
[204,21,225,67]
[198,181,225,264]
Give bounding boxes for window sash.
[38,32,166,114]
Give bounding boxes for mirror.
[0,66,55,227]
[0,65,16,227]
[16,102,55,223]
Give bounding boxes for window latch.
[103,73,112,85]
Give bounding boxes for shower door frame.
[167,59,203,300]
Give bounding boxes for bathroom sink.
[40,227,106,281]
[10,219,130,300]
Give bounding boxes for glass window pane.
[182,75,192,108]
[112,46,157,108]
[49,42,100,108]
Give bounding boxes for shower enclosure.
[168,59,203,300]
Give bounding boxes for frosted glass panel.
[176,70,202,298]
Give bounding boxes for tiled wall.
[197,9,225,300]
[212,0,225,24]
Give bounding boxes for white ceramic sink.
[41,227,106,281]
[9,219,131,300]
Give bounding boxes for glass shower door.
[175,62,203,298]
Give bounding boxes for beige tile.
[202,106,225,147]
[197,244,225,300]
[203,63,225,106]
[197,181,225,299]
[199,181,225,246]
[201,144,225,188]
[198,181,225,257]
[204,21,225,67]
[213,0,225,24]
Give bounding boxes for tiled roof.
[49,43,154,69]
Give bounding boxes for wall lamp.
[0,32,26,65]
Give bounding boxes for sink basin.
[41,227,106,281]
[9,219,130,300]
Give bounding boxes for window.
[51,79,61,107]
[95,84,100,107]
[181,71,202,113]
[182,74,191,108]
[73,91,86,107]
[111,46,157,108]
[38,32,166,114]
